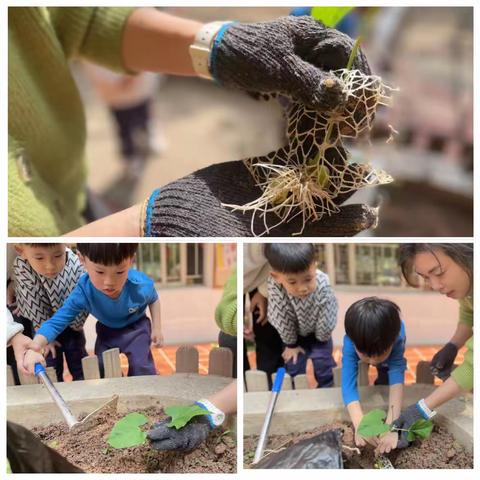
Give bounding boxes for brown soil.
[244,422,472,469]
[32,406,236,473]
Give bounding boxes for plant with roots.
[358,409,433,443]
[223,42,397,236]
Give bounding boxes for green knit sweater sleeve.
[8,136,82,236]
[215,268,237,337]
[451,297,473,391]
[47,7,135,71]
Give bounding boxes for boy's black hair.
[76,244,138,266]
[264,243,316,273]
[345,297,401,357]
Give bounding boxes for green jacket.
[9,7,134,235]
[451,296,473,391]
[215,268,237,337]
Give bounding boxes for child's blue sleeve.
[146,278,159,304]
[36,286,88,343]
[342,335,360,406]
[388,321,407,386]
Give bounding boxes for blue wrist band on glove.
[415,400,434,420]
[209,22,236,84]
[195,401,215,429]
[144,188,161,237]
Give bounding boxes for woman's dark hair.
[264,243,316,273]
[345,297,401,357]
[76,244,138,266]
[24,243,61,248]
[398,243,473,290]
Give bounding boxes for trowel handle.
[35,363,79,429]
[34,363,47,376]
[272,367,285,393]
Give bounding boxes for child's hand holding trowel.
[23,348,46,375]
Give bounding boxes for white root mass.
[223,69,397,236]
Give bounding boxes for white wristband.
[189,21,231,80]
[196,399,225,427]
[417,398,437,419]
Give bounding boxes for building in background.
[316,243,403,287]
[311,243,460,346]
[136,243,236,288]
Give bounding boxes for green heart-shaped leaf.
[165,405,211,430]
[357,409,390,438]
[409,419,434,440]
[107,412,148,449]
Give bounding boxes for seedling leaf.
[357,409,390,437]
[409,419,434,440]
[165,405,211,430]
[107,412,148,449]
[311,7,354,28]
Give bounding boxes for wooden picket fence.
[244,360,438,392]
[7,345,233,386]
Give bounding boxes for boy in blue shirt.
[342,297,406,454]
[24,243,163,377]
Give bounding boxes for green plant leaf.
[165,405,210,430]
[346,37,362,71]
[409,419,434,440]
[311,7,354,28]
[357,409,390,438]
[107,412,148,449]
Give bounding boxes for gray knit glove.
[147,416,212,451]
[142,160,377,237]
[212,16,370,110]
[392,403,426,449]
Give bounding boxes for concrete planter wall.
[7,374,232,430]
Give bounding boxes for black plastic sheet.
[7,421,83,473]
[254,429,343,469]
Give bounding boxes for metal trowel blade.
[70,395,119,434]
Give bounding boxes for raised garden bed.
[244,422,473,469]
[32,405,236,473]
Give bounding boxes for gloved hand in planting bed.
[147,381,236,452]
[392,400,437,449]
[148,400,223,451]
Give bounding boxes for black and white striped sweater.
[13,248,88,330]
[267,270,338,347]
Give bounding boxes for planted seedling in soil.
[223,16,397,236]
[165,404,211,429]
[357,409,434,442]
[32,406,236,473]
[107,412,149,449]
[244,420,470,469]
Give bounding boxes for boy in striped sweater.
[264,243,337,388]
[13,243,88,381]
